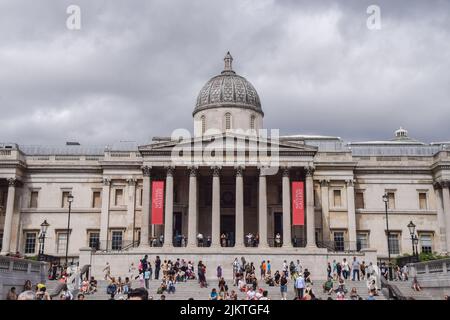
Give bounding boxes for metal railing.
[396,255,420,267]
[317,241,359,252]
[379,274,407,300]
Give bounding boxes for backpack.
[106,284,116,295]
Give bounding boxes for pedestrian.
[280,274,288,300]
[103,262,111,281]
[360,261,366,280]
[342,258,350,280]
[144,268,151,289]
[327,262,332,279]
[352,257,360,281]
[294,273,305,299]
[155,256,161,280]
[6,287,18,300]
[217,265,222,279]
[260,260,266,280]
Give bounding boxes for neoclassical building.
[1,53,450,267]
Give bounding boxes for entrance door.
[274,212,283,237]
[220,215,235,247]
[173,212,182,246]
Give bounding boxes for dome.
[193,52,263,116]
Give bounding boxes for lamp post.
[65,193,74,268]
[382,193,393,281]
[407,220,417,257]
[38,220,50,261]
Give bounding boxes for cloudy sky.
[1,0,449,146]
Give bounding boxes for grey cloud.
[0,0,449,145]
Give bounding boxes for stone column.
[99,178,111,250]
[1,178,17,255]
[211,166,221,248]
[139,166,151,249]
[305,167,317,248]
[282,168,292,248]
[163,167,174,248]
[187,167,198,248]
[434,182,447,253]
[258,169,269,248]
[346,179,357,251]
[126,178,137,244]
[320,180,330,242]
[235,166,244,248]
[442,181,450,252]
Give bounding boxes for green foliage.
[418,252,448,262]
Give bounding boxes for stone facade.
[1,53,450,266]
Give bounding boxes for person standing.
[280,274,288,300]
[352,257,360,281]
[260,261,266,280]
[327,262,332,279]
[267,260,271,276]
[144,268,151,289]
[360,261,366,280]
[342,258,350,280]
[217,265,222,279]
[232,258,239,284]
[103,262,111,281]
[294,274,305,299]
[6,287,18,300]
[154,256,161,280]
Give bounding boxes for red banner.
[151,181,164,225]
[292,181,305,226]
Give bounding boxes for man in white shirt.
[197,233,204,247]
[295,274,306,299]
[246,288,256,300]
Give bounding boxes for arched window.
[225,112,231,130]
[250,115,256,130]
[201,115,206,134]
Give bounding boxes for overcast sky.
[1,0,449,146]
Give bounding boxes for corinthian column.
[139,166,152,249]
[187,167,198,248]
[305,167,316,248]
[1,178,17,255]
[211,166,221,248]
[282,168,292,248]
[99,178,111,250]
[235,166,244,248]
[346,179,357,251]
[258,169,269,248]
[126,178,137,244]
[320,180,330,242]
[442,181,450,252]
[163,167,174,248]
[434,182,447,253]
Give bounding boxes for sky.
[0,0,449,146]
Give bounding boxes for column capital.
[441,180,450,189]
[304,166,315,177]
[141,166,152,177]
[433,181,443,190]
[235,166,244,177]
[345,179,355,187]
[102,178,111,186]
[211,166,221,177]
[165,166,175,177]
[320,179,330,187]
[188,166,198,177]
[282,167,290,177]
[7,178,18,187]
[127,178,137,186]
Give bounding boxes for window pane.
[25,233,37,254]
[388,233,400,254]
[89,232,100,249]
[57,233,68,254]
[111,231,122,250]
[357,233,369,251]
[334,232,344,251]
[420,234,432,253]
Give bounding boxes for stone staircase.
[47,278,386,300]
[391,281,437,300]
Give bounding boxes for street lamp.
[407,221,417,257]
[38,220,50,261]
[65,193,74,268]
[382,193,393,281]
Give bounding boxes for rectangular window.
[388,233,400,255]
[62,191,70,208]
[356,232,369,251]
[92,191,101,208]
[111,231,123,250]
[333,231,345,251]
[56,232,68,254]
[88,231,100,249]
[114,189,123,206]
[419,193,427,210]
[333,190,342,207]
[24,232,37,254]
[140,188,143,206]
[387,192,395,209]
[355,192,365,209]
[419,233,433,253]
[30,191,39,208]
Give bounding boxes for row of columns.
[0,178,17,255]
[138,166,317,249]
[434,181,450,253]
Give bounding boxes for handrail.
[50,264,91,298]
